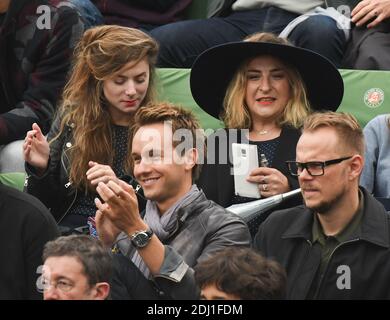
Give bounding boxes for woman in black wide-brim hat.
[191,32,344,233]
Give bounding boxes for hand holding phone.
[232,143,260,198]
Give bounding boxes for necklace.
[253,126,277,136]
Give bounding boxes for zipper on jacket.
[62,148,71,176]
[313,238,360,299]
[135,184,142,194]
[57,188,78,225]
[58,138,76,224]
[24,174,30,187]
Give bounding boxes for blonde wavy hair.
[222,32,311,130]
[51,25,158,192]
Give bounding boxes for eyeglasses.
[286,156,353,177]
[40,277,75,292]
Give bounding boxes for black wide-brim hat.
[190,41,344,119]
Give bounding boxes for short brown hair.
[43,235,112,287]
[195,247,286,300]
[303,112,364,156]
[131,102,205,181]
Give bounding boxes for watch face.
[132,232,151,248]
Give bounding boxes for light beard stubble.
[303,190,345,215]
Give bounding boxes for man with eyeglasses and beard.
[254,111,390,300]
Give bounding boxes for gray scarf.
[131,185,200,278]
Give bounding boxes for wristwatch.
[130,229,154,248]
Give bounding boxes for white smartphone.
[231,143,261,199]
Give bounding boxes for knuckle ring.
[262,184,268,191]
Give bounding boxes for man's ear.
[92,282,110,300]
[349,154,364,181]
[184,148,198,171]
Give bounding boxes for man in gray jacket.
[95,102,251,300]
[151,0,348,68]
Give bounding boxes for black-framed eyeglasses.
[286,156,353,177]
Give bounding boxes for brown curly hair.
[51,25,158,192]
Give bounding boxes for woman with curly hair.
[23,25,158,232]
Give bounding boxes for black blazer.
[197,126,302,208]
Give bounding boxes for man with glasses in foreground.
[254,112,390,299]
[41,235,111,300]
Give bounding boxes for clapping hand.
[23,123,50,174]
[86,161,119,188]
[352,0,390,28]
[95,180,147,239]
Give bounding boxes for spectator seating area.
[3,0,390,195]
[157,68,390,129]
[2,67,390,193]
[0,172,25,191]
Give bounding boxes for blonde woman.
[23,25,158,232]
[191,33,344,230]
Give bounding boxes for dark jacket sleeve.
[197,129,234,207]
[25,115,66,218]
[0,7,85,143]
[253,215,269,256]
[24,199,60,299]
